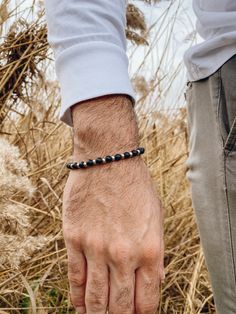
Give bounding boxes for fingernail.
[75,308,85,314]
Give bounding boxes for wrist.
[71,94,140,159]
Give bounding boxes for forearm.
[44,0,136,127]
[71,94,140,159]
[64,98,164,313]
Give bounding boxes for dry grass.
[0,1,215,313]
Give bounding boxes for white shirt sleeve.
[44,0,136,127]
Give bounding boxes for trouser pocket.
[224,115,236,153]
[217,55,236,155]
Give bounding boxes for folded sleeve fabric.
[44,0,136,127]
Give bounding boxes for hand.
[63,95,165,314]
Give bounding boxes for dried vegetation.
[0,0,215,313]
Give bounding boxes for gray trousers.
[186,55,236,314]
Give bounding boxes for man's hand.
[63,95,165,314]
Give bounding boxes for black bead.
[115,154,122,161]
[138,147,145,154]
[105,156,113,162]
[87,159,94,167]
[124,152,131,159]
[79,162,85,168]
[72,163,79,169]
[96,158,103,164]
[131,150,138,156]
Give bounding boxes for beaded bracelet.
[66,147,145,170]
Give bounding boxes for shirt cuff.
[55,41,136,127]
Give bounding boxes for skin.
[63,95,165,314]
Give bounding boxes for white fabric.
[184,0,236,81]
[44,0,236,126]
[44,0,135,126]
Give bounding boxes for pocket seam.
[216,70,236,156]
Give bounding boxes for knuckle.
[142,244,160,263]
[70,294,84,309]
[64,231,82,247]
[136,302,158,314]
[85,295,107,311]
[108,241,134,264]
[85,236,105,256]
[68,262,86,287]
[68,273,86,287]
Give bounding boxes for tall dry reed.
[0,1,215,313]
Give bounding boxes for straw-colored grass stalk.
[0,1,215,313]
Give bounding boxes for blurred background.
[0,0,215,313]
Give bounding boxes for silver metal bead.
[136,149,140,154]
[111,156,115,161]
[93,159,96,165]
[129,152,133,157]
[83,162,87,167]
[121,153,125,159]
[102,158,106,163]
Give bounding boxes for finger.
[85,259,109,314]
[67,249,87,314]
[108,265,135,314]
[135,265,160,314]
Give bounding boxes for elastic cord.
[66,147,145,170]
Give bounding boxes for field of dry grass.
[0,1,216,313]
